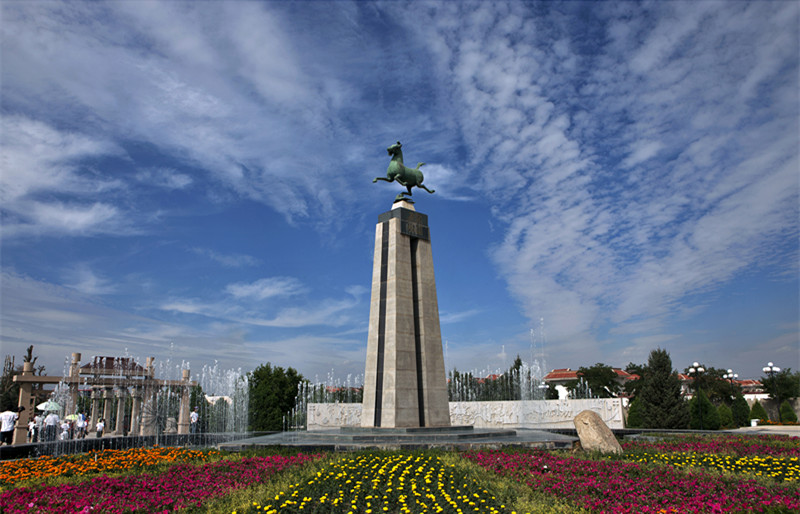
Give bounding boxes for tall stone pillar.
[90,388,102,431]
[114,389,128,435]
[68,353,81,415]
[177,369,191,434]
[129,387,142,436]
[102,388,114,434]
[361,200,450,428]
[13,362,35,445]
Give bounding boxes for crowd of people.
[1,403,203,444]
[0,407,109,444]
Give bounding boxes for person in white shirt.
[190,406,199,434]
[0,407,24,445]
[95,418,105,438]
[44,412,60,442]
[60,420,70,440]
[75,412,87,439]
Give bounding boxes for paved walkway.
[727,425,800,437]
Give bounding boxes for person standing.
[190,406,199,434]
[33,413,43,442]
[44,411,60,442]
[0,407,24,445]
[75,412,87,439]
[95,418,105,438]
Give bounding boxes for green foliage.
[623,362,646,398]
[731,393,751,427]
[626,397,643,428]
[717,403,734,429]
[574,363,620,398]
[248,363,303,431]
[761,368,800,404]
[689,389,720,430]
[779,400,797,423]
[682,365,744,406]
[750,400,769,422]
[638,348,689,429]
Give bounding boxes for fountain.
[3,351,251,459]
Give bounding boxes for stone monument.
[362,143,449,428]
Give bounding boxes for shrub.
[689,389,720,430]
[625,397,643,428]
[750,400,769,422]
[731,393,750,427]
[779,400,797,423]
[718,403,734,429]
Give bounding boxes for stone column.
[177,369,191,434]
[361,200,450,428]
[90,388,102,431]
[129,387,142,437]
[114,388,128,435]
[102,388,114,435]
[68,353,81,415]
[13,362,35,445]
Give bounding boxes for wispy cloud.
[225,277,305,300]
[191,248,260,268]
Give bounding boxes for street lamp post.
[723,369,739,397]
[762,362,781,416]
[689,362,705,430]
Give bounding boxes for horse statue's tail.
[416,162,425,170]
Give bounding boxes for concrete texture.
[217,426,578,452]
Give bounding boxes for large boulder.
[573,409,623,454]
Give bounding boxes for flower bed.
[0,446,220,486]
[241,452,507,514]
[466,450,800,513]
[0,453,321,513]
[621,434,800,458]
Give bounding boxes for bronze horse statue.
[373,141,435,201]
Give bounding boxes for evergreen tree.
[717,403,734,429]
[689,389,720,430]
[750,400,769,422]
[779,400,797,423]
[731,393,750,427]
[638,348,689,429]
[248,363,303,431]
[626,397,643,428]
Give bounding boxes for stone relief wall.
[307,399,624,431]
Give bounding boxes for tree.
[248,363,303,431]
[731,393,751,427]
[761,369,800,407]
[623,362,646,399]
[750,400,769,422]
[638,348,689,429]
[683,365,741,406]
[626,397,643,428]
[779,400,797,423]
[717,403,734,429]
[689,389,720,430]
[573,363,620,398]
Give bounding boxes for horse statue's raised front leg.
[373,177,393,183]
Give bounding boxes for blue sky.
[1,1,797,385]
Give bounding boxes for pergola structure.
[12,353,196,445]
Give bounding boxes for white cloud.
[191,248,260,268]
[225,277,305,300]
